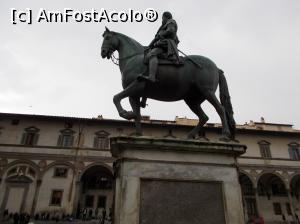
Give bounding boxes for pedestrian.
[282,214,288,224]
[89,208,93,219]
[13,212,19,224]
[24,213,30,224]
[95,207,99,219]
[3,209,8,220]
[101,209,106,224]
[82,207,87,221]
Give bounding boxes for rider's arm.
[159,23,176,38]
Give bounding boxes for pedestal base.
[110,136,247,224]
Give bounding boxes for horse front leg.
[129,97,142,135]
[113,81,145,120]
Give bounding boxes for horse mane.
[114,32,145,54]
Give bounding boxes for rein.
[103,31,143,66]
[111,52,142,66]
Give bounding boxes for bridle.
[102,32,142,66]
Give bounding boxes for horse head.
[101,27,119,59]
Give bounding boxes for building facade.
[0,112,299,223]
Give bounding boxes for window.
[273,202,282,215]
[93,131,110,149]
[50,190,63,206]
[288,142,300,160]
[54,167,68,177]
[21,127,40,146]
[85,195,94,207]
[97,196,106,208]
[57,129,75,147]
[258,140,272,158]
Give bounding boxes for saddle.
[143,47,184,66]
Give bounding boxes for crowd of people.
[2,210,31,224]
[80,207,112,223]
[1,207,112,223]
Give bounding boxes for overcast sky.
[0,0,299,128]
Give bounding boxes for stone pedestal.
[110,136,247,224]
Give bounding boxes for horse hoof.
[119,110,136,120]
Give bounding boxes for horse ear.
[105,26,110,32]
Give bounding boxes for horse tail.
[218,69,236,139]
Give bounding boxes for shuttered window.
[50,190,63,206]
[57,129,75,147]
[93,131,110,149]
[21,127,40,146]
[288,142,300,160]
[258,140,272,158]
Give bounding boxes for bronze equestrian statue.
[101,12,236,141]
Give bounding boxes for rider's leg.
[138,47,164,83]
[148,47,163,82]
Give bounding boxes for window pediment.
[95,130,110,137]
[288,142,299,147]
[60,128,75,135]
[25,126,40,133]
[258,140,270,145]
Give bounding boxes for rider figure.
[139,11,180,83]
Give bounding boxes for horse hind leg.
[205,92,231,141]
[184,99,208,139]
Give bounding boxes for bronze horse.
[101,28,235,140]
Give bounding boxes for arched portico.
[256,172,292,223]
[74,164,113,219]
[290,174,300,222]
[239,172,257,221]
[0,162,39,218]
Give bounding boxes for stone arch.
[257,172,288,198]
[256,171,287,189]
[2,159,41,180]
[73,162,114,218]
[239,172,258,219]
[239,170,256,187]
[290,173,300,199]
[0,160,41,216]
[290,172,300,183]
[78,162,113,181]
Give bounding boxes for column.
[30,179,42,217]
[72,180,82,218]
[287,188,297,223]
[242,195,248,222]
[254,188,262,217]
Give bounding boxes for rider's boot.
[137,56,158,83]
[147,56,158,82]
